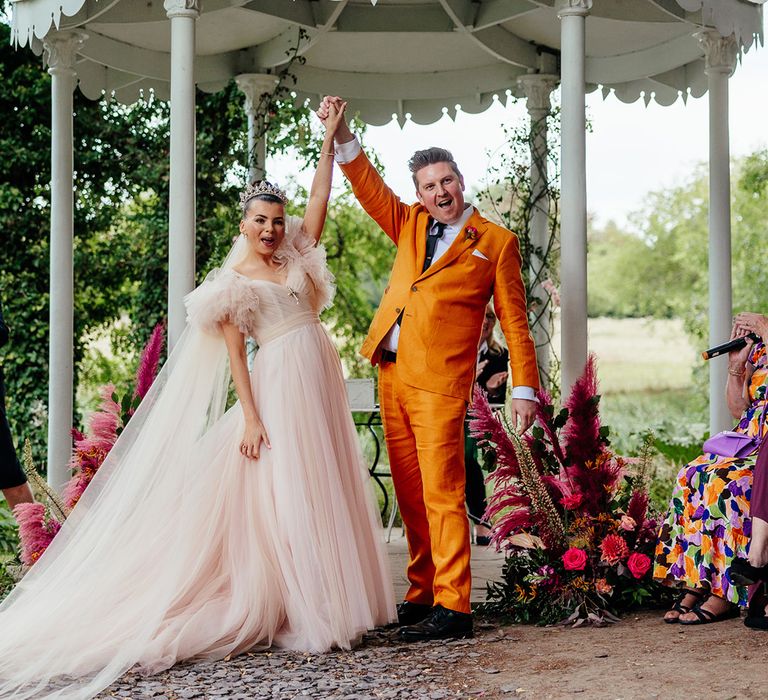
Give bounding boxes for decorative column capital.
[43,30,87,78]
[164,0,200,19]
[235,73,279,115]
[556,0,592,18]
[518,74,560,115]
[695,29,738,77]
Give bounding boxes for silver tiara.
[239,180,288,211]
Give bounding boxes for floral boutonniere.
[464,226,478,242]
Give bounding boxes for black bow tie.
[423,222,447,272]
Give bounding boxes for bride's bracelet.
[320,151,335,157]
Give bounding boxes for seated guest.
[466,303,508,546]
[655,312,768,625]
[0,300,33,514]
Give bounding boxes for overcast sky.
[271,18,767,230]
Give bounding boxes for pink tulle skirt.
[0,321,394,699]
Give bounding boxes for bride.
[0,102,395,699]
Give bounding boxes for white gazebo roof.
[10,0,765,125]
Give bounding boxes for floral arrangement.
[14,324,164,566]
[469,355,670,625]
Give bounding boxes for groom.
[318,96,539,640]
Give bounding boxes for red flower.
[599,534,629,564]
[561,493,583,510]
[562,547,588,571]
[464,226,478,241]
[626,552,652,579]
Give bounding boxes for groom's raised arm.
[337,144,411,245]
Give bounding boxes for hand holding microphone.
[734,312,768,343]
[702,313,767,361]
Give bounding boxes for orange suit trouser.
[378,360,472,614]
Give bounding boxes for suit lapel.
[413,212,432,275]
[418,209,487,280]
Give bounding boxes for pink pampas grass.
[627,489,649,527]
[468,385,520,478]
[14,502,61,566]
[63,384,122,509]
[561,354,604,470]
[134,323,164,403]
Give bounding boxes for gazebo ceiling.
[10,0,764,124]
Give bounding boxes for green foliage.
[588,220,680,318]
[599,388,708,512]
[0,500,18,599]
[0,501,18,557]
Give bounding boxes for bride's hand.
[239,419,271,460]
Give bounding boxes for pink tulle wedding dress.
[0,218,395,699]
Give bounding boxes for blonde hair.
[484,304,504,356]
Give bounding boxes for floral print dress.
[654,342,768,606]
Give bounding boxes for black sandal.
[678,601,740,626]
[664,589,708,624]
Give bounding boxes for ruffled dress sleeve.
[184,270,260,336]
[281,215,336,312]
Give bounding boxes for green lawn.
[586,317,696,393]
[586,317,706,442]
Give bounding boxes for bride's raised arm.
[302,100,347,243]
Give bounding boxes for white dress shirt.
[335,136,536,402]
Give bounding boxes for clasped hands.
[316,96,349,136]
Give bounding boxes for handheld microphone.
[702,332,761,361]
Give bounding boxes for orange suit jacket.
[341,149,540,401]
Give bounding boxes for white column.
[518,73,559,390]
[235,74,278,183]
[165,0,200,350]
[697,30,739,435]
[43,30,86,491]
[556,0,591,396]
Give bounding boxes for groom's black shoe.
[395,601,432,627]
[398,605,473,641]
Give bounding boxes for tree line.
[588,150,768,346]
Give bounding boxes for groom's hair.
[408,147,463,189]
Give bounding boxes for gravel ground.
[97,611,768,700]
[97,624,501,700]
